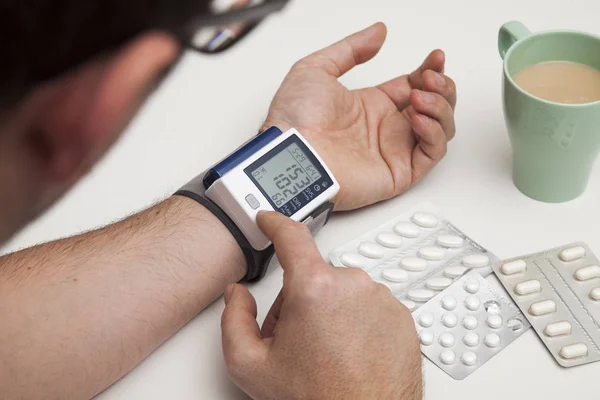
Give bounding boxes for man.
[0,1,457,399]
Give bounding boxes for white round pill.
[400,257,428,272]
[444,266,468,279]
[382,268,409,283]
[465,295,481,311]
[393,222,421,238]
[419,313,434,328]
[437,235,464,248]
[400,299,416,312]
[440,350,456,365]
[439,332,455,348]
[463,332,480,347]
[441,296,457,311]
[462,254,490,268]
[376,233,403,249]
[419,330,434,346]
[487,314,503,329]
[412,212,439,228]
[462,315,478,330]
[442,313,458,328]
[408,289,436,303]
[484,333,501,348]
[461,351,478,366]
[426,277,453,291]
[590,288,600,301]
[464,279,480,294]
[340,252,368,268]
[419,246,445,261]
[358,242,385,259]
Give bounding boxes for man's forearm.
[0,196,245,399]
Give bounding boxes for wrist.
[168,196,247,282]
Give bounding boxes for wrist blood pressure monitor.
[176,127,339,281]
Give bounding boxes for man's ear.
[27,32,180,183]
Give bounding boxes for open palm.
[264,23,457,211]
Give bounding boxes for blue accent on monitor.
[203,126,283,189]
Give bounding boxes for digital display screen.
[245,135,334,217]
[249,142,322,207]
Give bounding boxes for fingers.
[410,90,456,141]
[408,49,446,90]
[295,22,387,77]
[261,290,284,338]
[221,285,267,375]
[377,50,456,112]
[410,113,448,181]
[257,211,324,275]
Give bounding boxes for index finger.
[257,211,325,275]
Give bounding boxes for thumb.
[296,22,387,78]
[221,284,267,376]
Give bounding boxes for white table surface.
[4,0,600,398]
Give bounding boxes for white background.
[4,0,600,398]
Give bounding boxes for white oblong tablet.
[463,332,480,347]
[376,233,403,249]
[464,279,480,294]
[394,222,421,238]
[486,314,502,329]
[465,295,481,311]
[560,343,588,359]
[544,321,572,337]
[574,265,600,281]
[444,266,468,279]
[442,313,458,328]
[419,330,434,346]
[426,277,453,291]
[440,350,456,365]
[382,268,409,283]
[419,246,445,261]
[501,259,527,275]
[340,252,368,268]
[461,351,478,366]
[358,242,385,259]
[441,296,457,311]
[559,246,586,262]
[418,313,434,328]
[462,315,478,330]
[400,299,416,312]
[462,254,490,268]
[400,257,428,272]
[408,289,436,302]
[590,288,600,301]
[412,212,439,228]
[437,235,464,249]
[484,333,501,348]
[514,279,542,295]
[529,300,556,316]
[439,332,455,348]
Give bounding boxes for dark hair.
[0,0,211,104]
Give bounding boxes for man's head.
[0,1,215,244]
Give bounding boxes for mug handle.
[498,21,532,59]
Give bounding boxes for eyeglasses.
[183,0,290,54]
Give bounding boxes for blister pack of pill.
[329,203,498,311]
[412,271,530,380]
[492,242,600,368]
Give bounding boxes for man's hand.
[264,22,457,211]
[221,212,422,400]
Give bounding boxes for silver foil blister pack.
[329,203,497,311]
[492,242,600,368]
[412,271,530,380]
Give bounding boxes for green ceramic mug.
[498,21,600,203]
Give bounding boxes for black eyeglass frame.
[180,0,290,54]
